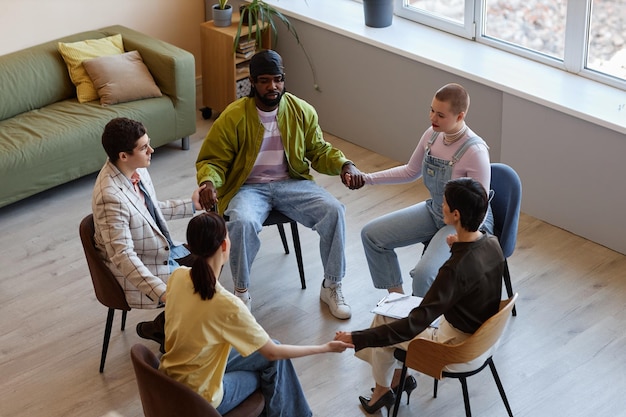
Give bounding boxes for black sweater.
[352,233,505,351]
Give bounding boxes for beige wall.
[0,0,205,74]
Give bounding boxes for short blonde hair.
[435,83,470,115]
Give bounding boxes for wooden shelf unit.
[200,15,272,115]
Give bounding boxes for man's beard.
[256,88,285,107]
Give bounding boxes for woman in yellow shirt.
[160,212,353,416]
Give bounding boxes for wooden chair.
[130,343,265,417]
[79,213,131,373]
[490,163,522,316]
[392,294,518,417]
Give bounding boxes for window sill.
[262,0,626,135]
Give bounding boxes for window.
[394,0,626,89]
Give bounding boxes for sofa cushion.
[0,96,177,207]
[58,34,124,103]
[83,50,162,106]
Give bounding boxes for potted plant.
[363,0,394,28]
[211,0,233,27]
[235,0,320,91]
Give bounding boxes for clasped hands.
[197,181,218,212]
[342,163,365,190]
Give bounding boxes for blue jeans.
[225,179,346,289]
[216,345,312,417]
[362,201,494,297]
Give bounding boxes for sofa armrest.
[101,25,196,138]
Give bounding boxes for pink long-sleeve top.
[363,127,491,192]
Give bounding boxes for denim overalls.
[423,131,491,228]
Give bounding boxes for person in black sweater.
[335,177,505,414]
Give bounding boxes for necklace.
[443,124,468,146]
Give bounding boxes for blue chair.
[490,163,522,316]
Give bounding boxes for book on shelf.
[236,49,255,59]
[237,37,257,50]
[236,45,256,54]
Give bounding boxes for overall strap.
[425,130,440,152]
[451,136,485,165]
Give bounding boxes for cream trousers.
[354,314,470,387]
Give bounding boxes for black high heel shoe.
[371,375,418,405]
[359,390,395,415]
[394,375,417,405]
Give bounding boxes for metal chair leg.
[459,377,472,417]
[100,308,115,373]
[276,224,289,254]
[289,221,306,289]
[121,310,127,331]
[503,261,517,316]
[489,360,514,417]
[391,364,409,417]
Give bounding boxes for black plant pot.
[363,0,393,28]
[239,5,257,26]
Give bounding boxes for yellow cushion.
[83,50,162,106]
[58,34,124,103]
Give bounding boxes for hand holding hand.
[334,330,353,344]
[341,163,365,190]
[192,183,207,211]
[198,181,218,211]
[326,340,355,352]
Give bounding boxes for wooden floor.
[2,110,626,417]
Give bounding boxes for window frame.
[393,0,626,91]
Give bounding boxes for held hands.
[325,340,355,352]
[334,330,353,345]
[192,183,207,211]
[341,163,365,190]
[198,181,218,211]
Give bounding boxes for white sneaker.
[320,282,351,319]
[235,290,252,311]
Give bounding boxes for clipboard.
[370,292,423,319]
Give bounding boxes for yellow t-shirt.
[159,267,270,408]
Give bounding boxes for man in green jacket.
[196,50,363,319]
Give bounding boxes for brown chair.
[130,343,265,417]
[79,213,131,373]
[392,294,518,417]
[263,209,306,289]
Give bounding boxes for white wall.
[502,95,626,253]
[0,0,205,73]
[274,17,626,255]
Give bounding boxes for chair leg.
[433,378,439,398]
[458,377,472,417]
[121,310,127,331]
[391,364,409,417]
[503,260,517,316]
[489,359,514,417]
[276,224,290,254]
[100,308,115,373]
[289,221,306,289]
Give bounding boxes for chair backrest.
[79,214,130,311]
[130,343,222,417]
[490,163,522,258]
[405,294,518,380]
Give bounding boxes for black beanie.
[249,50,284,78]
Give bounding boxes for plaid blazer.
[92,161,194,308]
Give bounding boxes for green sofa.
[0,25,196,208]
